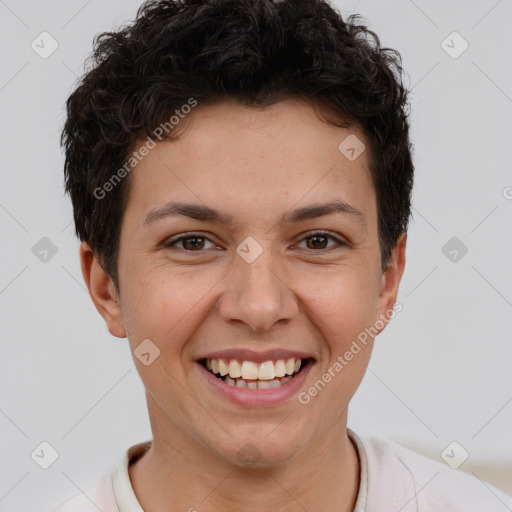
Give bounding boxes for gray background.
[0,0,511,510]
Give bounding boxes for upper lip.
[197,349,316,364]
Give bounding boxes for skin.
[80,98,406,512]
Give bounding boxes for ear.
[374,232,407,334]
[79,241,127,338]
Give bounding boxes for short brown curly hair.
[61,0,414,292]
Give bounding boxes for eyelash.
[164,231,348,253]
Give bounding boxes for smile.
[199,357,311,390]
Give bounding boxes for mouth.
[198,357,314,390]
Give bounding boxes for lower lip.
[197,359,315,407]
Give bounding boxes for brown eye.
[165,234,216,251]
[297,232,346,251]
[181,236,206,250]
[305,234,329,249]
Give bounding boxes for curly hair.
[61,0,414,292]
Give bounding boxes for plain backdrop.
[0,0,511,510]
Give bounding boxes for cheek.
[304,267,380,339]
[122,267,218,352]
[301,272,377,412]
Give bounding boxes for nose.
[218,246,298,332]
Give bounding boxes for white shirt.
[54,429,512,511]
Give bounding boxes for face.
[82,99,406,468]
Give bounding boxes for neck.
[129,419,360,512]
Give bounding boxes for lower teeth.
[223,375,293,389]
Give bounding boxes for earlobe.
[79,242,127,338]
[375,233,407,333]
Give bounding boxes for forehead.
[124,99,376,228]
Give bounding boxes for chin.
[215,433,303,469]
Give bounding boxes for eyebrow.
[143,199,367,230]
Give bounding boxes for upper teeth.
[206,357,302,380]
